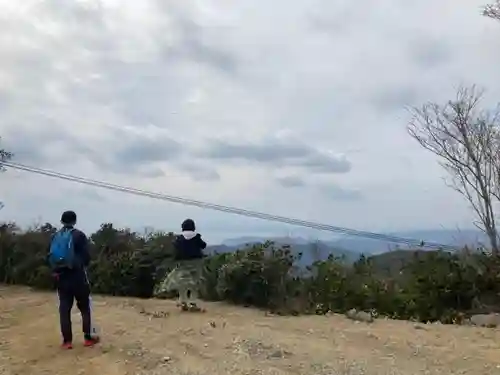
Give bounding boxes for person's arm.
[74,230,91,267]
[80,232,91,267]
[196,234,207,250]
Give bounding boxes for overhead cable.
[2,161,458,251]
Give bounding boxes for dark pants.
[55,270,92,343]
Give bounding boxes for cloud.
[318,183,363,201]
[1,131,50,164]
[89,125,183,176]
[371,87,420,112]
[276,175,306,188]
[2,121,182,177]
[409,38,453,69]
[163,7,239,75]
[110,134,181,167]
[63,186,107,203]
[1,0,499,243]
[178,163,221,181]
[276,174,363,201]
[198,135,352,174]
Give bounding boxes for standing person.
[155,219,207,311]
[48,210,99,349]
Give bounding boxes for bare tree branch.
[408,86,500,254]
[484,1,500,20]
[0,137,13,172]
[0,137,12,211]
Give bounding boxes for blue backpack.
[48,228,76,270]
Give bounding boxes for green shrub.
[214,242,299,309]
[2,220,500,323]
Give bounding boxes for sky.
[1,0,500,243]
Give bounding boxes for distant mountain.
[207,229,489,266]
[328,229,488,255]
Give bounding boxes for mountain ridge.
[206,229,488,265]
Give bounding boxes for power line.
[3,161,455,250]
[3,161,458,251]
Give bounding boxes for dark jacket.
[49,226,90,280]
[173,231,207,261]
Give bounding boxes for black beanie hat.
[181,218,195,231]
[61,210,77,225]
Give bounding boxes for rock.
[268,350,285,358]
[267,349,293,359]
[139,309,169,318]
[467,313,500,327]
[345,308,374,323]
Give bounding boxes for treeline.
[1,221,500,324]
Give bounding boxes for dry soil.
[1,285,500,375]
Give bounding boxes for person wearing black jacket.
[155,219,207,311]
[50,210,99,349]
[173,218,207,261]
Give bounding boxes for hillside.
[365,249,445,278]
[1,286,500,375]
[207,239,358,265]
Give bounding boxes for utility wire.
[3,161,458,251]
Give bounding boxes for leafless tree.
[0,137,12,171]
[408,86,500,255]
[0,137,12,210]
[484,1,500,20]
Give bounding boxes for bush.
[213,242,299,309]
[1,220,500,323]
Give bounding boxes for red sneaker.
[61,342,73,349]
[84,336,100,347]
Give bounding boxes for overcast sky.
[1,0,499,242]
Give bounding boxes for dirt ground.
[1,286,500,375]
